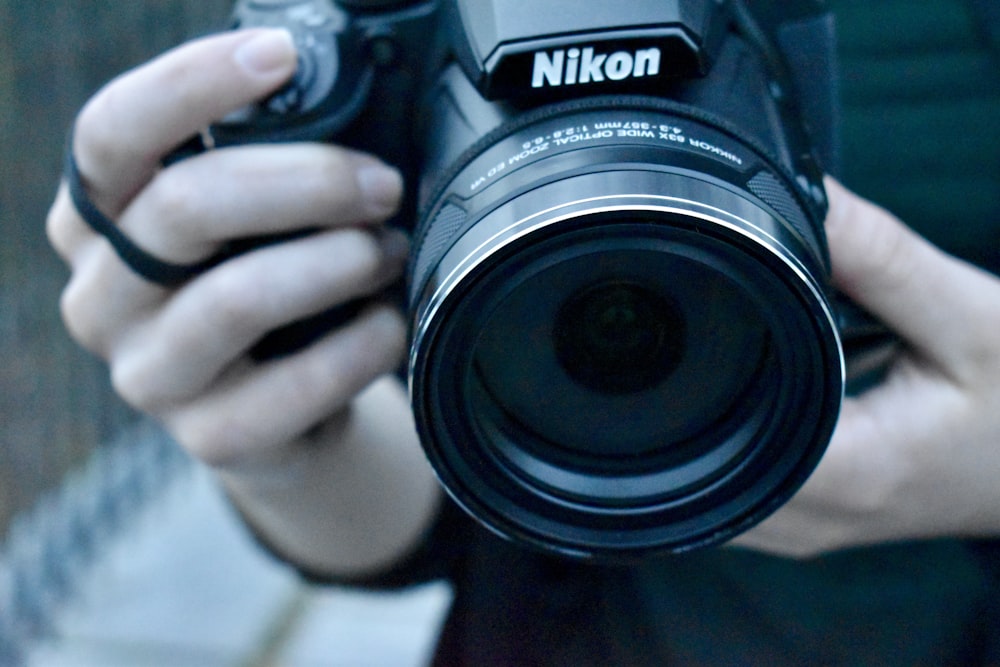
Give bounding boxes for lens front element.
[554,280,685,396]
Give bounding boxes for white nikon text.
[531,46,662,88]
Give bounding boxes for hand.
[732,178,1000,558]
[48,29,442,575]
[47,29,409,468]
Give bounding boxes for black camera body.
[212,0,846,560]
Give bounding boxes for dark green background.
[835,0,1000,269]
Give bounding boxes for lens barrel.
[408,100,843,560]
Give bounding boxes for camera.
[203,0,848,560]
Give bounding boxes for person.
[47,10,1000,665]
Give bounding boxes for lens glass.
[553,281,684,395]
[470,227,771,471]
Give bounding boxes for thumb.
[823,177,999,379]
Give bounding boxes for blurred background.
[0,3,448,665]
[0,0,227,556]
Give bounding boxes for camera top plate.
[450,0,728,100]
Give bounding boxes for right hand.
[47,29,410,473]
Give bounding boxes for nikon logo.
[531,46,661,88]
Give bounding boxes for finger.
[163,305,408,468]
[732,365,963,558]
[117,143,403,264]
[47,184,93,264]
[73,29,297,215]
[59,242,168,357]
[824,178,1000,379]
[727,400,891,558]
[57,142,403,355]
[56,29,300,347]
[110,228,408,409]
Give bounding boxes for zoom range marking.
[468,116,744,192]
[531,46,661,88]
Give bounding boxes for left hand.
[732,178,1000,558]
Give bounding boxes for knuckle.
[166,409,260,470]
[794,533,844,559]
[829,190,918,292]
[774,541,822,560]
[107,328,179,411]
[46,188,79,261]
[867,218,920,292]
[962,281,1000,378]
[168,417,231,467]
[109,352,158,411]
[309,309,406,404]
[141,169,203,237]
[60,277,107,354]
[204,268,265,333]
[842,460,906,521]
[335,229,383,282]
[108,362,142,408]
[74,90,128,175]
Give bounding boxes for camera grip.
[249,297,369,361]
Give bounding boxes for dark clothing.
[278,1,1000,664]
[378,502,1000,666]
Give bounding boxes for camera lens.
[408,100,843,560]
[554,281,683,395]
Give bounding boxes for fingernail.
[356,164,404,216]
[233,29,296,76]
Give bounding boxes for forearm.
[220,376,443,578]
